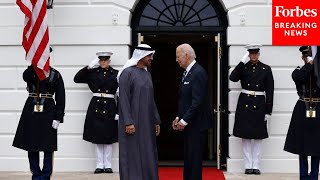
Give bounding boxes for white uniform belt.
[241,89,264,96]
[29,93,53,98]
[93,93,115,98]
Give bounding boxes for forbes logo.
[274,6,317,17]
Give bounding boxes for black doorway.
[143,34,217,165]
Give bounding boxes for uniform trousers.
[299,155,319,180]
[242,139,262,169]
[28,151,53,180]
[96,144,113,169]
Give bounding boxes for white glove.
[307,56,313,62]
[240,52,249,63]
[88,58,100,69]
[264,114,271,121]
[114,114,119,121]
[52,120,60,129]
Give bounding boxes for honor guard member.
[284,46,320,180]
[230,44,274,175]
[12,47,66,180]
[74,52,118,174]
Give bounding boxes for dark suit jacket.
[178,62,213,131]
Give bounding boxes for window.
[139,0,219,27]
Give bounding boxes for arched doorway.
[131,0,229,169]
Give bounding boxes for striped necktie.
[182,71,187,82]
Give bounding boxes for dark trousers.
[299,155,320,180]
[183,128,207,180]
[28,151,53,180]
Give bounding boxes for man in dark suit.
[172,43,212,180]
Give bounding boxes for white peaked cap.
[244,44,262,51]
[96,52,113,57]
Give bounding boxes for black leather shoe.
[252,169,261,175]
[104,168,113,173]
[94,168,104,174]
[245,169,253,174]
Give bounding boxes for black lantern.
[47,0,54,9]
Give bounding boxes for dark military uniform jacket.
[230,61,274,139]
[13,65,65,152]
[284,63,320,156]
[74,66,118,144]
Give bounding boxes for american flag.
[16,0,50,80]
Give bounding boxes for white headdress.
[117,44,155,82]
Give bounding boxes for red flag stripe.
[43,57,50,73]
[31,0,37,6]
[16,0,32,18]
[34,65,46,80]
[22,18,31,51]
